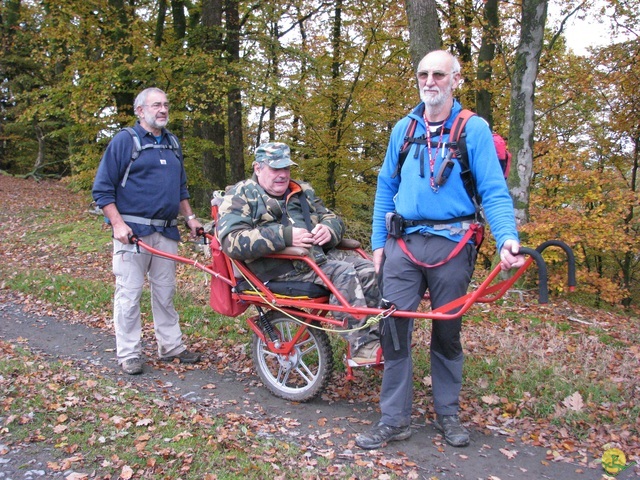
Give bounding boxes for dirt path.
[1,297,622,480]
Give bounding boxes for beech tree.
[404,0,441,70]
[508,0,548,225]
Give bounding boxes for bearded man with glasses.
[356,50,525,450]
[92,87,202,375]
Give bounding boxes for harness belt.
[402,214,475,229]
[120,214,178,228]
[396,222,484,269]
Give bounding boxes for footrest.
[346,357,384,367]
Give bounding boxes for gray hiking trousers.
[378,233,476,427]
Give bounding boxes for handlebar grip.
[519,247,548,304]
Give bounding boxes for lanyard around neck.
[424,117,445,192]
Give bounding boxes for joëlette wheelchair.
[129,192,576,402]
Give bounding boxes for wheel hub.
[276,346,301,371]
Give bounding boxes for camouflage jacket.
[216,175,345,280]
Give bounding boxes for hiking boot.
[433,414,470,447]
[121,357,143,375]
[161,349,201,364]
[355,422,412,450]
[352,340,381,364]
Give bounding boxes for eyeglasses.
[417,70,453,81]
[143,102,170,110]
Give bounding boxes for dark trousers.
[378,233,476,427]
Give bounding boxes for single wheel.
[252,312,333,402]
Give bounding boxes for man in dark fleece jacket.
[92,87,201,375]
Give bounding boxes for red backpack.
[208,196,249,317]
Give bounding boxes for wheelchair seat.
[235,279,330,298]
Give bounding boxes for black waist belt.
[120,214,178,227]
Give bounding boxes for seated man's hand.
[311,223,332,246]
[291,227,315,248]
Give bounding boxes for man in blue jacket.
[356,50,525,449]
[92,87,202,375]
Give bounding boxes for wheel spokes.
[253,316,332,400]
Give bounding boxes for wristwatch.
[186,214,197,222]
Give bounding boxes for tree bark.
[509,0,548,225]
[199,0,227,189]
[171,0,186,40]
[0,0,22,167]
[226,0,245,183]
[476,0,499,127]
[404,0,441,71]
[108,0,134,118]
[325,0,343,209]
[154,0,167,47]
[33,122,45,174]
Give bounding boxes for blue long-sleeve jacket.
[372,100,519,252]
[92,122,190,242]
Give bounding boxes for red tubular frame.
[130,234,574,381]
[131,235,560,323]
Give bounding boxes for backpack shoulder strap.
[449,109,475,145]
[449,109,480,210]
[166,131,183,162]
[393,118,418,179]
[120,127,142,188]
[120,128,183,188]
[123,127,142,160]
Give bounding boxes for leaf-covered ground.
[1,174,638,478]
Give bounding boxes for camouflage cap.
[254,142,297,169]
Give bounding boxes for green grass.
[3,270,113,313]
[463,335,637,427]
[24,220,108,253]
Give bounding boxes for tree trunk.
[154,0,167,47]
[108,0,134,118]
[33,122,45,174]
[171,0,186,40]
[267,15,280,143]
[226,0,245,183]
[198,0,227,190]
[404,0,441,71]
[509,0,548,225]
[326,0,343,210]
[475,0,499,127]
[1,0,22,167]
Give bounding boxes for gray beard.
[421,93,453,122]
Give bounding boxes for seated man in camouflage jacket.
[216,142,380,362]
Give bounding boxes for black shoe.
[433,414,470,447]
[355,422,412,450]
[121,357,143,375]
[161,349,201,364]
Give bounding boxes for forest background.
[0,0,638,308]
